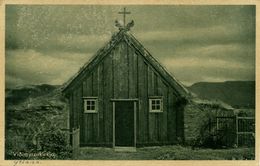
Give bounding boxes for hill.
[5,84,69,159]
[5,84,61,106]
[188,81,255,108]
[5,84,67,129]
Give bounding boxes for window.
[83,97,98,113]
[149,97,163,113]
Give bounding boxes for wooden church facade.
[62,29,189,147]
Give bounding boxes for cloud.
[47,34,111,53]
[162,57,252,70]
[6,5,255,50]
[132,23,255,71]
[5,49,92,87]
[167,43,254,63]
[5,5,255,87]
[136,24,254,47]
[161,57,255,86]
[6,31,112,54]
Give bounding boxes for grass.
[77,145,255,160]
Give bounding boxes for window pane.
[152,100,156,105]
[91,106,94,110]
[86,106,91,110]
[156,100,160,105]
[152,105,156,110]
[156,105,160,110]
[87,100,91,105]
[91,101,95,106]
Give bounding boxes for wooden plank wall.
[113,42,128,98]
[69,40,181,146]
[167,88,177,143]
[137,54,148,144]
[103,52,113,144]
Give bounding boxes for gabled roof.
[62,30,190,97]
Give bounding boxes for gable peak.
[115,7,134,32]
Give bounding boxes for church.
[62,8,190,148]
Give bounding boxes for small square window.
[149,98,163,113]
[84,98,98,113]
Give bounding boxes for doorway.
[113,100,136,147]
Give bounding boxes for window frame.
[83,97,98,113]
[149,96,163,113]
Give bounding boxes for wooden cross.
[118,7,131,27]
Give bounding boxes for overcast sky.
[5,5,255,88]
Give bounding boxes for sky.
[5,5,255,88]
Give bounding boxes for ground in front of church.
[76,145,254,160]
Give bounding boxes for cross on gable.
[118,7,131,27]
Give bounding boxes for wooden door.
[114,101,135,146]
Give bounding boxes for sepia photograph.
[2,2,258,164]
